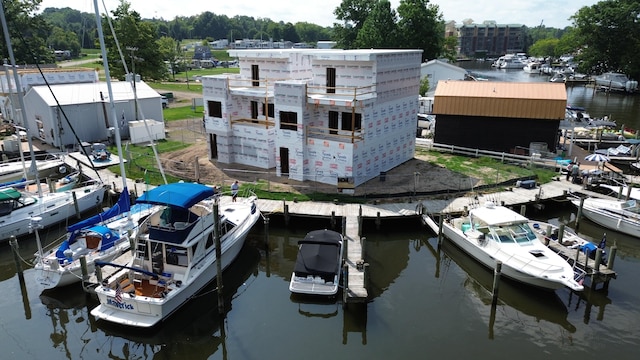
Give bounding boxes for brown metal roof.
[433,80,567,120]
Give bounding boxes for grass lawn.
[162,105,204,121]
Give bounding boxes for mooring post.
[95,265,103,284]
[9,236,22,274]
[575,197,585,229]
[437,215,444,246]
[558,224,565,245]
[626,185,633,201]
[358,205,363,237]
[342,217,347,237]
[360,236,366,262]
[284,203,290,227]
[72,191,81,219]
[618,185,623,199]
[331,211,336,228]
[213,202,224,314]
[607,245,617,270]
[594,248,603,272]
[375,211,381,230]
[263,215,270,247]
[342,263,349,308]
[80,256,89,281]
[545,224,552,245]
[492,261,502,302]
[520,205,526,216]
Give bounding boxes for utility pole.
[126,46,139,120]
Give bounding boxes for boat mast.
[0,3,42,196]
[93,0,127,193]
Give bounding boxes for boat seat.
[120,278,135,293]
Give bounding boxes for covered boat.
[289,229,344,296]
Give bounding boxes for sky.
[38,0,600,29]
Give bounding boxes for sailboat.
[31,1,164,288]
[0,4,107,243]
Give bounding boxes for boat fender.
[176,280,182,288]
[617,218,622,229]
[58,165,67,174]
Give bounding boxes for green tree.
[47,27,81,56]
[441,35,457,62]
[102,0,167,81]
[157,36,180,80]
[397,0,444,62]
[333,0,377,49]
[419,76,429,96]
[528,38,559,58]
[570,0,640,78]
[0,0,54,64]
[354,0,397,48]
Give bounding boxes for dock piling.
[492,261,502,302]
[607,245,617,271]
[575,197,585,229]
[9,236,22,274]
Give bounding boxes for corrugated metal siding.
[433,81,566,119]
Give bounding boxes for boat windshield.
[491,223,536,244]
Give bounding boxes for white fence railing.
[415,140,563,170]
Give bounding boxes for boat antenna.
[94,0,128,193]
[0,3,42,196]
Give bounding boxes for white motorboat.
[34,191,159,289]
[90,182,260,328]
[572,197,640,237]
[424,202,583,291]
[522,62,543,74]
[594,72,638,93]
[0,180,106,242]
[289,229,344,296]
[0,155,67,184]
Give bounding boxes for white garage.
[23,81,164,149]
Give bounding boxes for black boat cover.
[293,229,342,280]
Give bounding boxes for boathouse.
[432,81,567,154]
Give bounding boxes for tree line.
[1,0,638,81]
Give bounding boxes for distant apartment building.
[457,21,525,58]
[201,49,422,191]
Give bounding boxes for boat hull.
[440,222,574,291]
[91,198,260,327]
[579,205,640,237]
[0,184,106,242]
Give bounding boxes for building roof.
[228,48,423,61]
[422,60,467,75]
[433,80,566,120]
[27,80,161,107]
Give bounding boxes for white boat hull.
[91,197,260,327]
[0,183,106,242]
[579,204,640,237]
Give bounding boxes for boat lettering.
[107,297,134,310]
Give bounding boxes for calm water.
[1,203,640,360]
[458,61,640,131]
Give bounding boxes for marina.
[2,46,640,360]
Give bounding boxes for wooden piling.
[492,261,502,301]
[575,197,585,229]
[437,215,444,246]
[342,263,349,308]
[520,205,526,216]
[9,236,22,274]
[263,215,269,247]
[375,211,381,230]
[558,224,565,244]
[284,203,290,227]
[80,256,89,281]
[594,248,603,272]
[331,211,336,228]
[214,202,224,314]
[72,191,81,219]
[358,205,363,237]
[607,245,617,270]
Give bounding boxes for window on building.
[341,112,362,131]
[328,111,339,134]
[280,111,298,131]
[326,67,336,94]
[262,103,275,118]
[208,101,222,118]
[252,64,259,87]
[251,101,259,123]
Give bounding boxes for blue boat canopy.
[137,183,215,209]
[56,225,120,260]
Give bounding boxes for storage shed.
[432,81,567,154]
[23,81,164,149]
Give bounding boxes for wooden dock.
[83,250,133,294]
[546,240,617,290]
[342,216,368,304]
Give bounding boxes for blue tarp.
[55,225,120,260]
[137,183,215,209]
